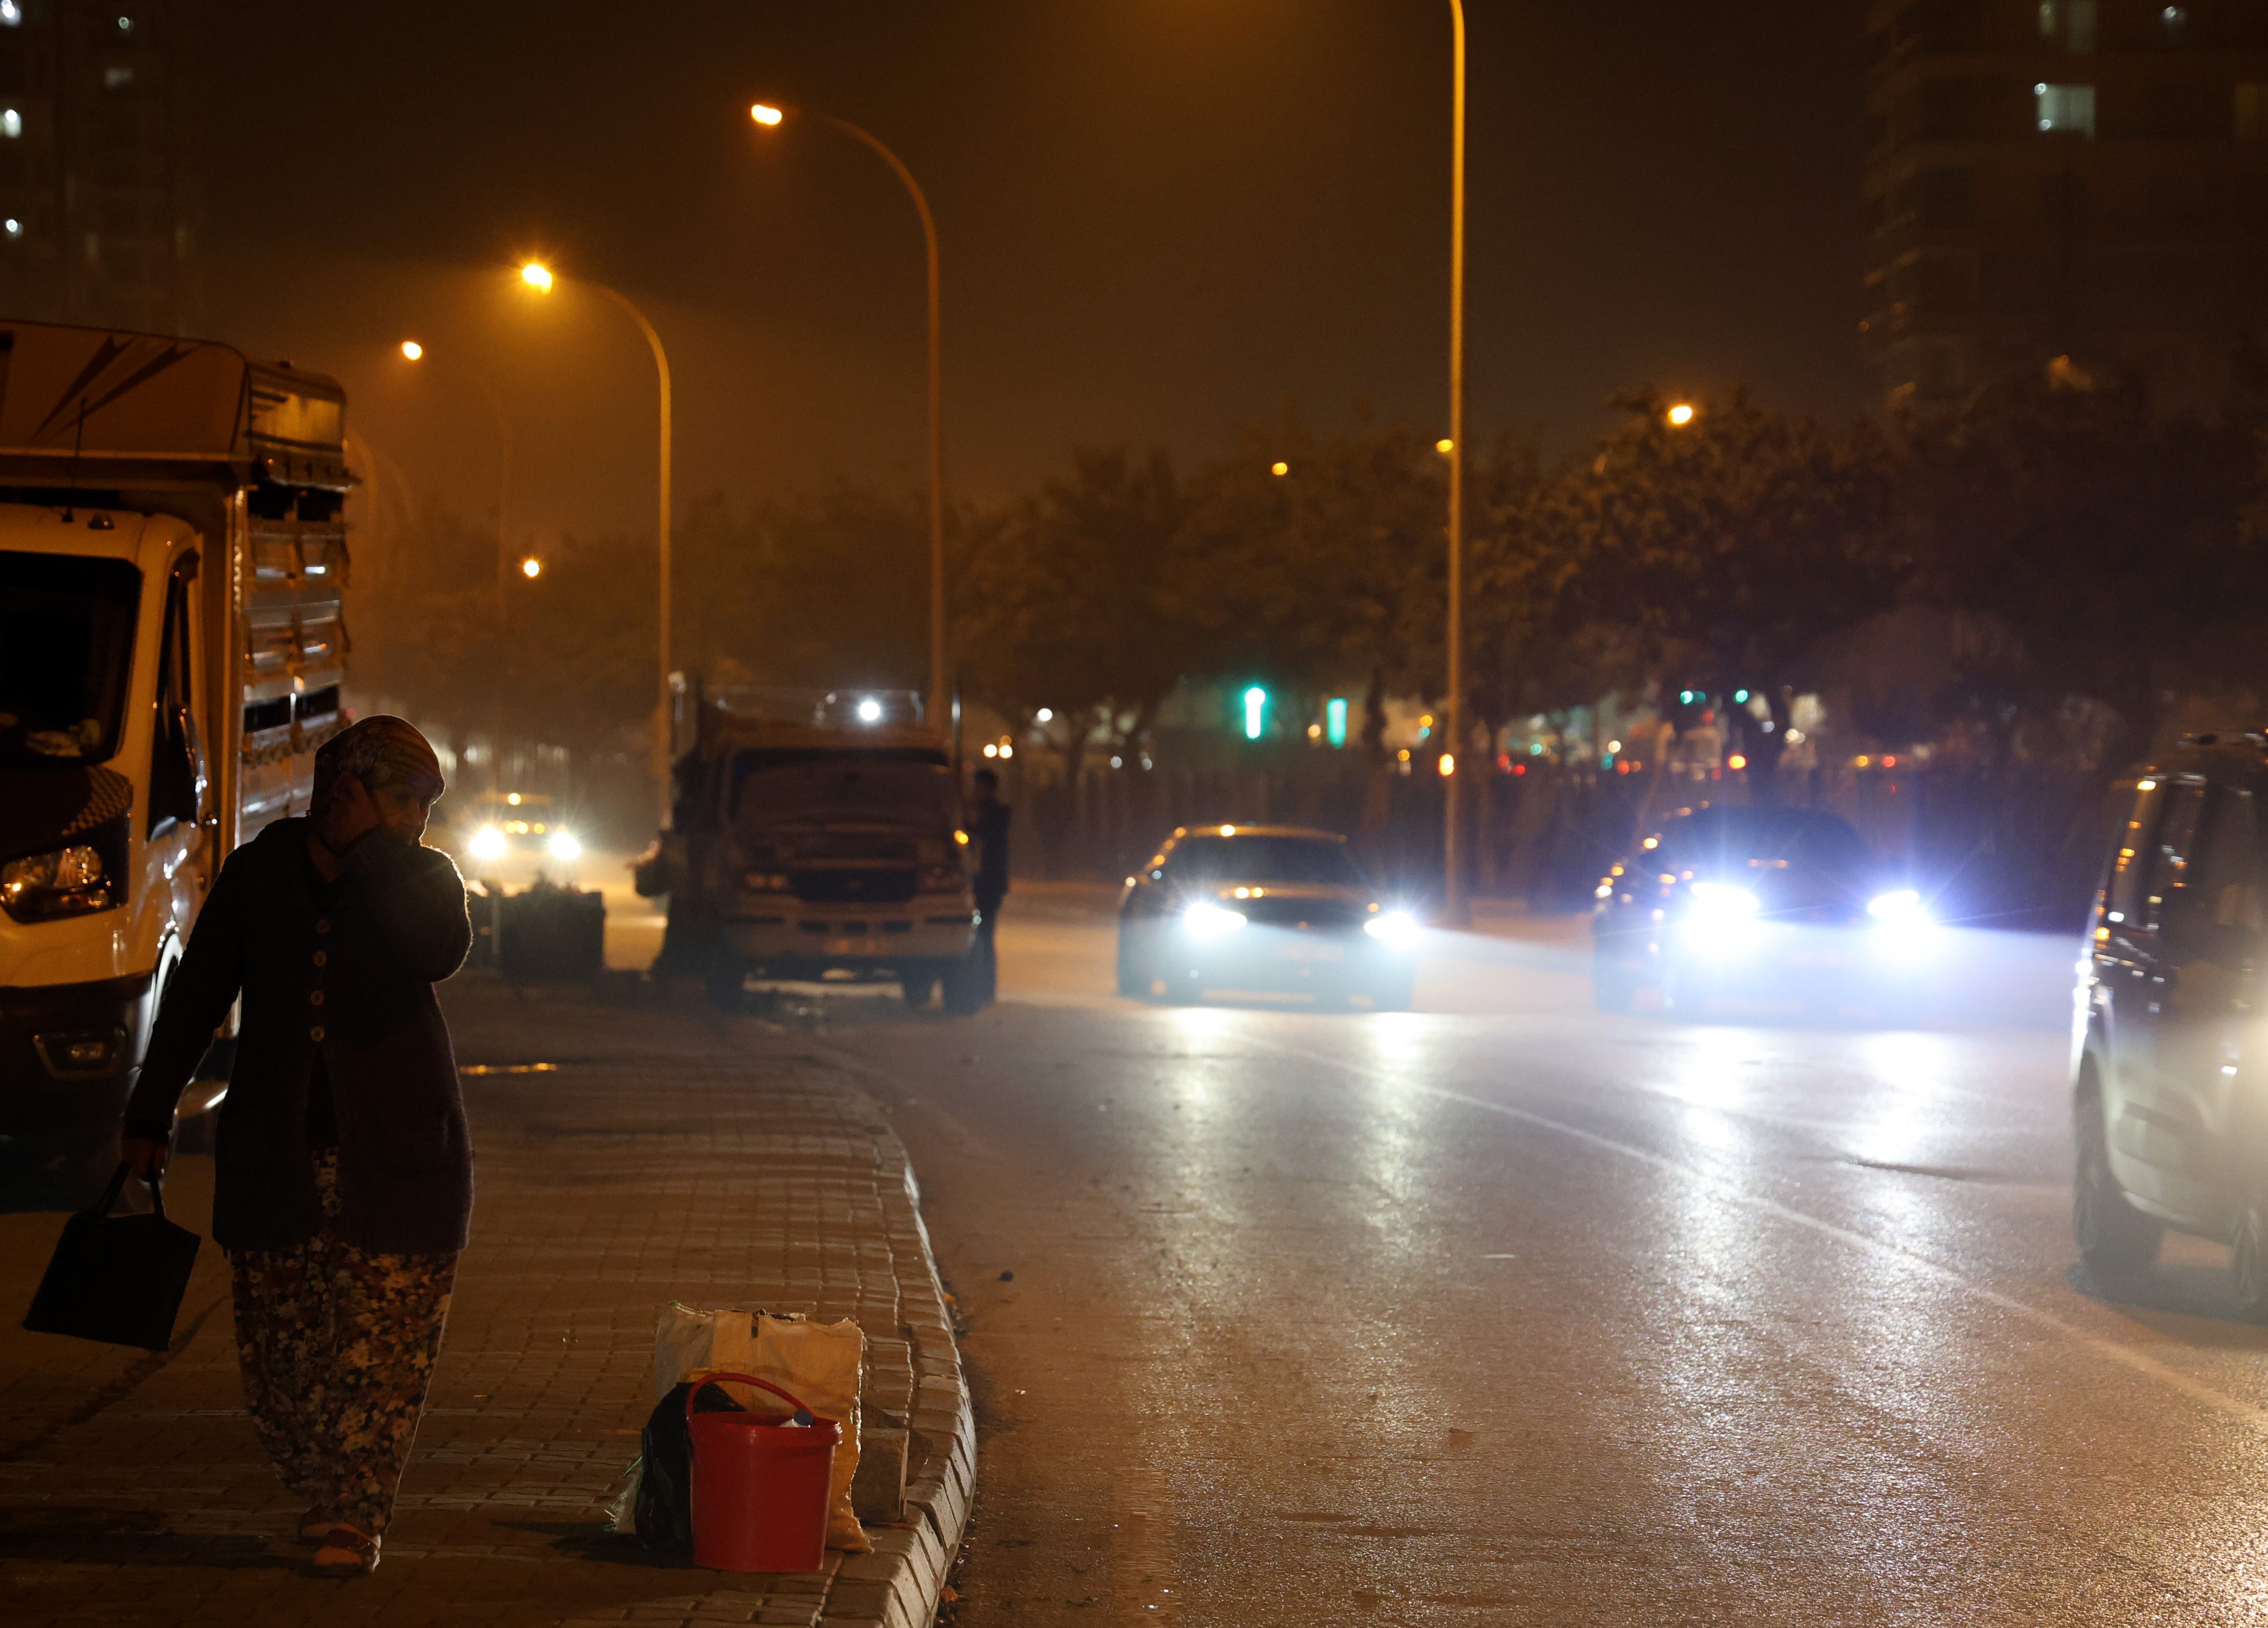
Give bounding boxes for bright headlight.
[1687,880,1759,919]
[1868,887,1925,923]
[1363,909,1421,947]
[1181,902,1249,939]
[469,825,508,861]
[547,829,582,860]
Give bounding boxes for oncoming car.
[451,791,584,879]
[1592,802,1930,1021]
[1115,824,1418,1009]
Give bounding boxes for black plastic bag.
[22,1163,202,1352]
[634,1379,747,1555]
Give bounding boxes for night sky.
[203,0,1870,548]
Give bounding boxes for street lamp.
[1444,0,1471,927]
[397,337,516,605]
[520,556,542,580]
[516,259,675,823]
[1666,401,1697,427]
[750,101,947,729]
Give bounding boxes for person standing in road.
[968,767,1010,1002]
[120,716,472,1577]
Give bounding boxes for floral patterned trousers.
[227,1149,458,1536]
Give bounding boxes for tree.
[954,447,1194,775]
[1537,389,1903,795]
[1179,416,1447,759]
[1902,372,2266,769]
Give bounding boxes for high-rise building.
[1864,0,2268,410]
[0,0,202,336]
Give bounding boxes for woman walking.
[123,716,472,1576]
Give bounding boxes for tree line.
[355,365,2268,837]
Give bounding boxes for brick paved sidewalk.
[0,977,973,1628]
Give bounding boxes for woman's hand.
[120,1135,170,1180]
[318,773,387,853]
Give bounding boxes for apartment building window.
[2239,84,2268,141]
[2040,0,2098,52]
[2036,83,2097,136]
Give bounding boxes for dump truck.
[635,687,984,1013]
[0,320,351,1177]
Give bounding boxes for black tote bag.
[22,1163,203,1352]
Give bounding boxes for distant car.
[1115,824,1418,1009]
[2072,734,2268,1311]
[1591,803,1929,1019]
[445,791,585,884]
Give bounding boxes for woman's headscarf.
[312,715,444,814]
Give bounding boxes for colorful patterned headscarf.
[312,715,444,813]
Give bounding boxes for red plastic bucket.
[684,1372,839,1572]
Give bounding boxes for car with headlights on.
[1116,824,1418,1009]
[1591,803,1929,1020]
[449,791,585,885]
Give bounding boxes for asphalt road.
[794,896,2268,1626]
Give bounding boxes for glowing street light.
[399,339,423,361]
[750,100,947,727]
[520,556,542,580]
[1243,686,1267,741]
[516,257,675,821]
[1666,401,1697,427]
[1270,460,1289,477]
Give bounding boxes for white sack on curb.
[656,1301,871,1553]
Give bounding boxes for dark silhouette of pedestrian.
[121,715,471,1577]
[968,768,1010,1002]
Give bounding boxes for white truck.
[0,320,350,1179]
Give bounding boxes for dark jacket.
[971,801,1010,910]
[124,817,475,1254]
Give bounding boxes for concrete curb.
[830,1125,975,1628]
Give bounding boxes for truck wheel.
[940,953,985,1017]
[704,954,748,1012]
[2074,1089,2160,1279]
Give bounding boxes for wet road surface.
[792,900,2268,1625]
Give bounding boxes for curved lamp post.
[516,261,675,822]
[750,102,946,729]
[397,339,517,608]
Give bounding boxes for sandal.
[310,1523,380,1576]
[298,1504,337,1542]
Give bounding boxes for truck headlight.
[1182,902,1248,938]
[469,825,508,861]
[546,829,582,860]
[0,843,114,922]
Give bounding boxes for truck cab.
[638,687,983,1013]
[0,322,349,1174]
